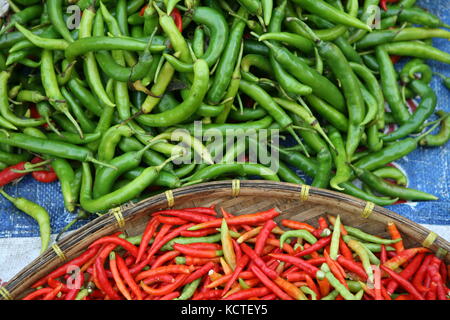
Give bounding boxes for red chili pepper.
[386,253,425,295]
[0,157,41,187]
[135,265,195,282]
[295,236,331,258]
[32,246,100,288]
[157,216,189,225]
[269,253,323,279]
[173,243,221,258]
[339,238,355,262]
[223,287,271,300]
[184,256,221,266]
[139,4,148,16]
[254,220,277,256]
[110,252,133,300]
[136,218,161,264]
[380,244,388,264]
[381,265,425,300]
[183,242,222,251]
[116,254,143,300]
[240,243,278,280]
[89,236,139,258]
[387,222,404,253]
[250,264,293,300]
[151,250,180,269]
[183,206,217,216]
[22,287,54,300]
[281,219,316,234]
[192,289,224,300]
[412,254,433,292]
[47,277,69,292]
[324,250,348,289]
[170,8,183,33]
[384,247,431,271]
[180,228,218,237]
[32,169,58,183]
[337,256,368,281]
[139,223,194,267]
[222,255,250,296]
[94,243,121,300]
[141,273,188,296]
[152,210,216,223]
[42,283,63,300]
[65,271,85,300]
[188,208,280,231]
[380,0,399,11]
[390,55,401,64]
[158,291,180,300]
[142,274,175,286]
[183,261,216,286]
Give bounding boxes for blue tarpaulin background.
[0,0,449,240]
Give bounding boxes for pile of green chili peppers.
[0,0,449,237]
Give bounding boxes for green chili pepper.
[352,166,438,201]
[0,190,51,254]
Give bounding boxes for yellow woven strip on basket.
[422,232,438,248]
[299,185,310,202]
[231,179,241,197]
[0,286,12,300]
[361,202,375,219]
[165,190,175,207]
[110,207,126,228]
[51,243,67,262]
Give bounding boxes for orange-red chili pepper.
[141,273,188,296]
[386,253,425,295]
[173,243,222,258]
[183,261,215,286]
[274,276,307,300]
[32,246,99,288]
[89,236,139,258]
[110,252,132,300]
[250,265,293,300]
[269,253,323,279]
[337,255,368,281]
[188,208,280,231]
[135,265,195,282]
[381,265,425,300]
[116,254,143,300]
[180,229,218,237]
[281,219,316,234]
[254,220,277,256]
[295,236,331,258]
[152,210,215,224]
[387,222,404,253]
[157,216,189,225]
[223,287,271,300]
[94,243,121,300]
[151,250,180,269]
[22,287,54,300]
[240,243,278,280]
[383,247,430,271]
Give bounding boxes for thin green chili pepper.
[48,0,74,43]
[321,263,357,300]
[47,132,102,145]
[0,5,43,37]
[0,71,45,128]
[420,111,450,147]
[383,80,437,142]
[356,28,450,50]
[0,190,50,254]
[280,230,318,249]
[381,41,450,65]
[292,0,370,31]
[352,166,438,201]
[376,46,410,125]
[328,126,352,191]
[80,158,172,213]
[41,49,83,139]
[174,278,201,300]
[277,161,306,185]
[311,147,332,189]
[207,8,247,105]
[52,158,79,212]
[137,59,209,127]
[263,41,345,113]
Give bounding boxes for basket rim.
[2,180,449,299]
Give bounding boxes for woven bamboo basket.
[1,180,449,300]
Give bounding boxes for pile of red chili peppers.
[21,206,449,300]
